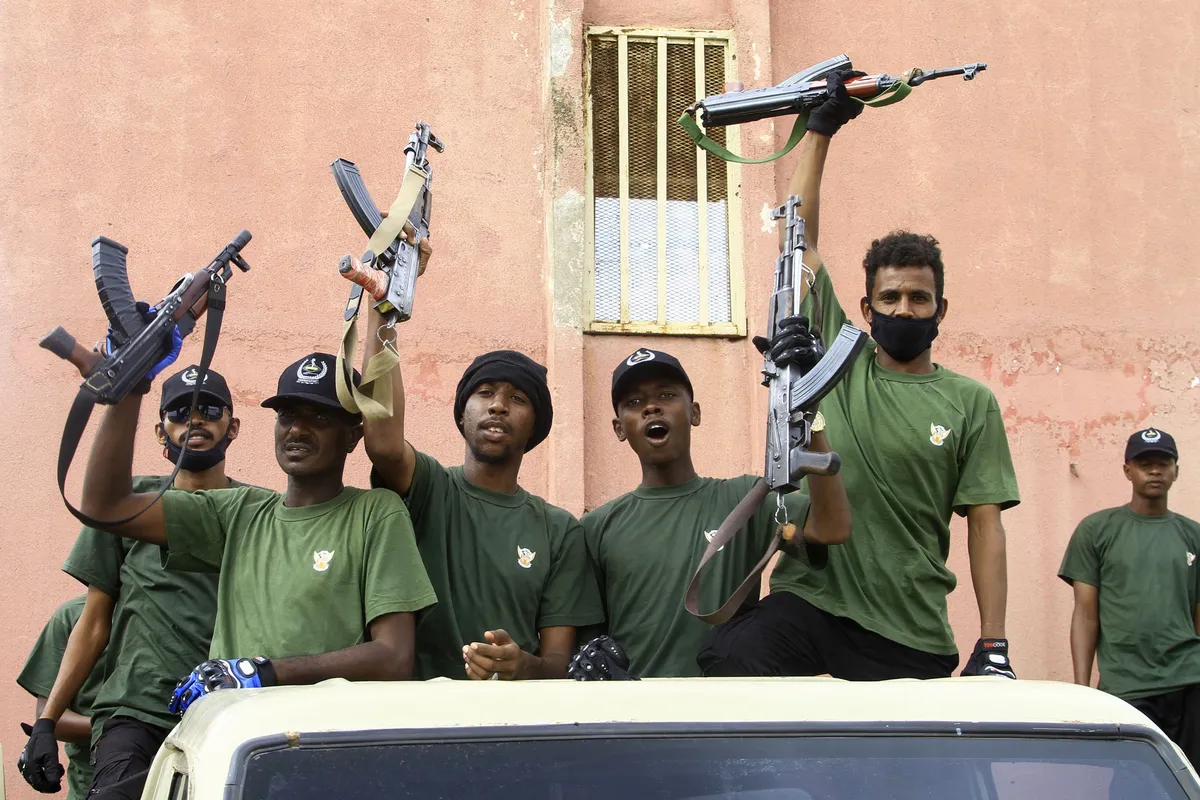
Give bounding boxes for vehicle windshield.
[240,734,1189,800]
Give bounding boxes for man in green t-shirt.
[361,301,603,680]
[1059,428,1200,767]
[16,596,107,800]
[698,72,1020,680]
[73,348,435,720]
[17,366,241,800]
[571,348,852,679]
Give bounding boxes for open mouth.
[644,420,670,443]
[479,419,511,441]
[284,442,313,456]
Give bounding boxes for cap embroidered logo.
[517,546,536,569]
[1143,429,1162,443]
[297,358,328,386]
[626,349,655,367]
[182,368,209,386]
[313,550,334,572]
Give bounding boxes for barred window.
[585,29,746,336]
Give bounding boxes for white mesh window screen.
[587,31,741,334]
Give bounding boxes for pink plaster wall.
[1,0,1197,794]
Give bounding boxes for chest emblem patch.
[1188,552,1196,566]
[313,550,335,572]
[517,546,537,569]
[930,424,952,447]
[703,530,726,552]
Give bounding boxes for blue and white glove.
[960,638,1016,679]
[105,302,183,391]
[169,657,276,716]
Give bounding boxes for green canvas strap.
[679,78,914,165]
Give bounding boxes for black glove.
[753,315,823,372]
[18,718,64,793]
[806,70,867,137]
[568,636,639,681]
[960,638,1016,679]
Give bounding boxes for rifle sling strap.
[55,276,227,529]
[679,78,914,165]
[684,478,775,625]
[335,165,427,422]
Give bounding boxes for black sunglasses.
[164,404,226,424]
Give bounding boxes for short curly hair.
[862,231,944,301]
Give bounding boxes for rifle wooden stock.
[39,327,101,378]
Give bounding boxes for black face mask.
[868,303,941,363]
[163,427,231,471]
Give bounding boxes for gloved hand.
[168,657,276,716]
[17,718,64,793]
[960,638,1016,679]
[104,302,183,391]
[568,636,639,681]
[753,315,823,372]
[806,70,868,137]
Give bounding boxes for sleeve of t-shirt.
[16,600,79,699]
[580,510,610,633]
[798,261,850,347]
[538,515,606,630]
[61,526,125,598]
[1058,519,1100,588]
[361,499,438,624]
[951,390,1021,516]
[159,488,244,572]
[376,450,452,526]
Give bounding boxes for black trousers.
[1128,685,1200,769]
[698,591,959,680]
[87,716,170,800]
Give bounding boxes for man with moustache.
[18,366,242,799]
[570,348,852,680]
[361,306,603,681]
[70,346,435,726]
[697,71,1020,681]
[1060,428,1200,768]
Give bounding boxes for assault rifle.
[685,196,866,625]
[679,53,987,163]
[40,231,253,525]
[333,121,443,325]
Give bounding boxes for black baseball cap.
[611,348,693,412]
[261,352,361,412]
[1125,428,1179,461]
[160,365,233,414]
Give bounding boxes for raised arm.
[1070,581,1100,686]
[801,430,851,545]
[79,393,167,543]
[39,585,114,734]
[360,300,417,496]
[966,504,1008,640]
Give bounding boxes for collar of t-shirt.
[1119,506,1177,525]
[273,487,358,522]
[632,476,706,501]
[450,467,530,508]
[871,355,946,384]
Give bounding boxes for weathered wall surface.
[2,0,1197,793]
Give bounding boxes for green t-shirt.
[583,475,816,678]
[384,451,605,680]
[62,475,222,743]
[162,485,436,661]
[1058,506,1200,699]
[770,264,1021,656]
[16,596,106,800]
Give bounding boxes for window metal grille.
[585,28,746,336]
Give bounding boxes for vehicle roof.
[167,677,1158,796]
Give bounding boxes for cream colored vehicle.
[141,677,1200,800]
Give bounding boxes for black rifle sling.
[684,478,772,625]
[55,275,227,529]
